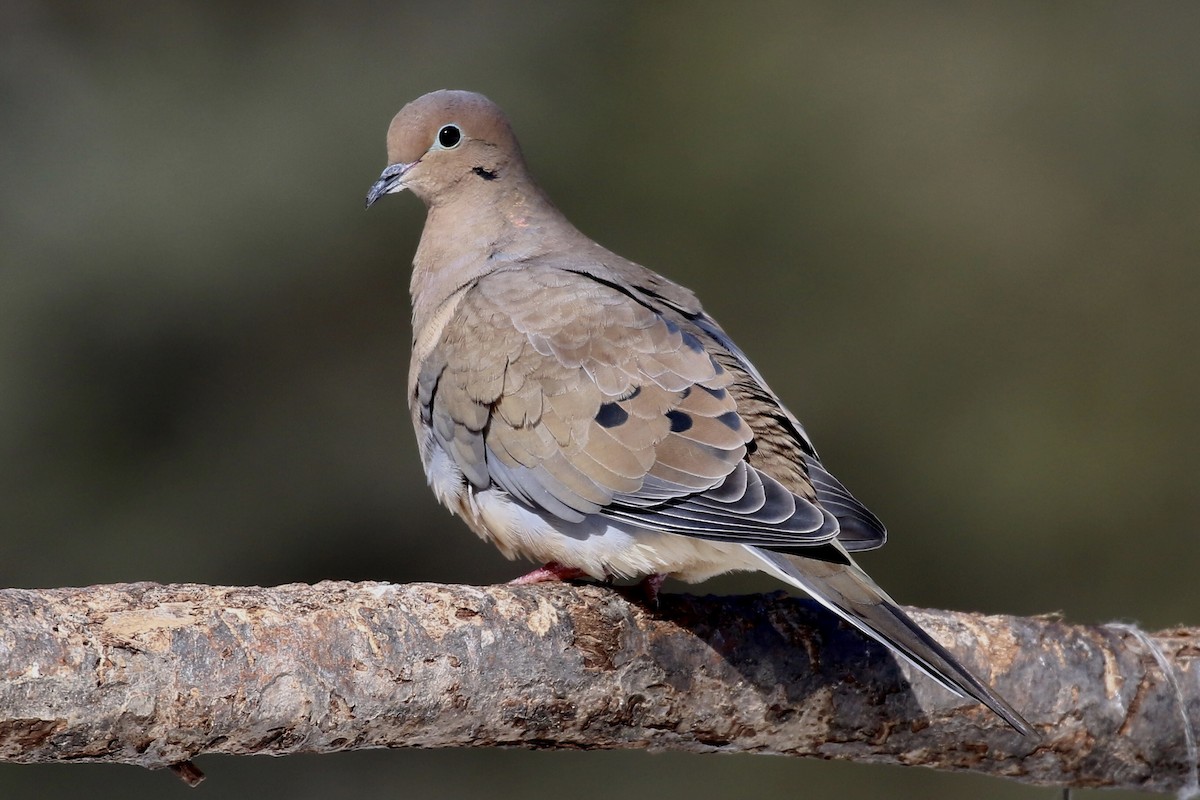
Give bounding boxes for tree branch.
[0,581,1196,793]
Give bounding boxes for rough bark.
[0,581,1196,793]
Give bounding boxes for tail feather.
[747,545,1036,736]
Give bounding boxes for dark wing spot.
[680,330,704,353]
[716,411,743,430]
[666,410,693,433]
[419,369,444,426]
[698,385,727,400]
[595,401,629,428]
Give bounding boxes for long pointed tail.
[747,545,1035,736]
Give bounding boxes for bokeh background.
[2,2,1197,798]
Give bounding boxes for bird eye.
[437,124,462,149]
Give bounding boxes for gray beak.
[365,162,414,209]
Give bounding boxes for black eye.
[437,124,461,148]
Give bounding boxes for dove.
[365,89,1034,735]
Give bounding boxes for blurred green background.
[2,2,1197,798]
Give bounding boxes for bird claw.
[508,561,589,585]
[509,565,665,608]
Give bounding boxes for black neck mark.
[472,166,498,181]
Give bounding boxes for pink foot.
[508,561,589,585]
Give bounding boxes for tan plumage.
[366,89,1034,735]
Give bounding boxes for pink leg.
[508,561,589,585]
[639,573,668,606]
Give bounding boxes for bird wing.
[703,316,887,550]
[414,263,840,550]
[612,263,888,552]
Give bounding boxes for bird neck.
[408,177,583,334]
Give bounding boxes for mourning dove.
[366,89,1034,735]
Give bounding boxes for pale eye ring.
[437,124,462,149]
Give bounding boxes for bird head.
[365,89,524,209]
